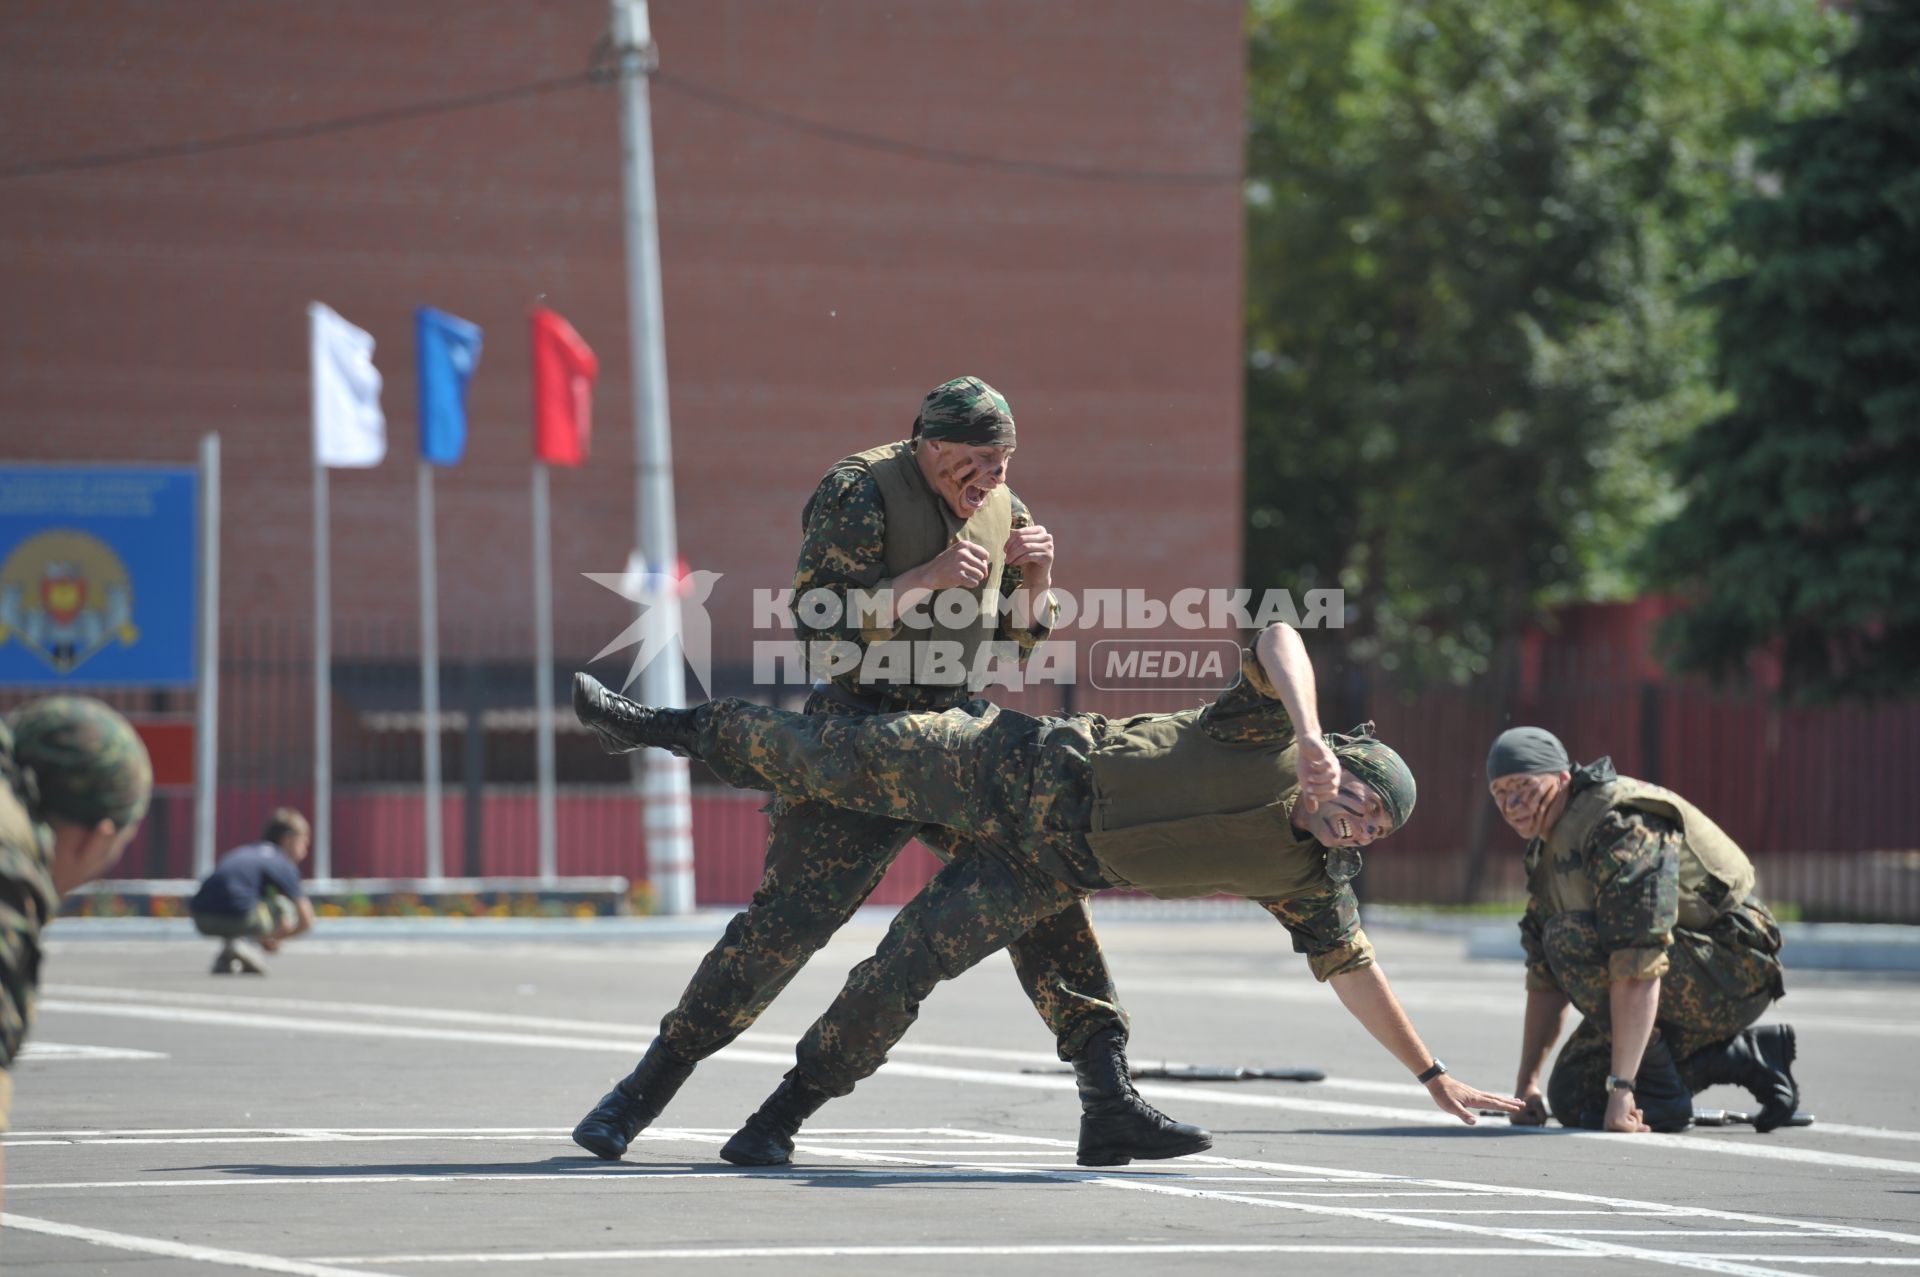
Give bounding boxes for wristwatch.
[1606,1074,1637,1093]
[1416,1060,1447,1084]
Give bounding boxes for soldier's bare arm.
[1606,977,1661,1132]
[1330,964,1526,1123]
[1254,623,1339,809]
[1512,987,1569,1125]
[1512,895,1568,1124]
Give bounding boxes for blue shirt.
[190,843,305,916]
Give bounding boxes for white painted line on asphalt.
[37,998,667,1058]
[1536,1231,1837,1237]
[1113,975,1920,1036]
[5,1127,569,1139]
[1087,1177,1806,1277]
[1,1212,394,1277]
[13,1124,1917,1269]
[2,1126,939,1139]
[793,1135,1920,1252]
[16,1040,167,1061]
[6,1169,1019,1191]
[42,984,1920,1145]
[1360,1209,1616,1215]
[305,1243,1578,1264]
[1230,1190,1509,1198]
[1144,1152,1920,1248]
[38,994,1920,1179]
[1690,1258,1920,1267]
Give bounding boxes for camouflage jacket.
[795,464,1054,712]
[1519,805,1684,989]
[0,784,54,1074]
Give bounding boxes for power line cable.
[0,71,597,180]
[649,70,1241,186]
[0,64,1241,187]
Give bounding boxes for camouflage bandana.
[1327,721,1416,833]
[911,375,1017,447]
[5,696,152,830]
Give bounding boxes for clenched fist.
[1004,525,1054,578]
[913,539,994,591]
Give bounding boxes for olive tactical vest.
[1085,716,1331,901]
[844,441,1013,689]
[1531,775,1757,931]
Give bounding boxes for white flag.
[309,301,386,467]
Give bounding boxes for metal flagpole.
[312,452,332,880]
[418,459,445,882]
[611,0,695,915]
[531,461,558,884]
[193,432,221,879]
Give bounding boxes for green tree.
[1245,0,1841,683]
[1646,0,1920,701]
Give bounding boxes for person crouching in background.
[190,808,315,975]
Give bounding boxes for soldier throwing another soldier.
[575,620,1524,1166]
[571,376,1208,1169]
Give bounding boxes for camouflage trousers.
[689,695,1108,1096]
[191,890,300,941]
[656,692,1125,1069]
[1542,905,1785,1126]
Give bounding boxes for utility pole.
[610,0,695,915]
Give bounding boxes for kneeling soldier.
[577,621,1523,1166]
[1487,727,1799,1134]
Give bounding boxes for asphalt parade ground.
[7,914,1919,1276]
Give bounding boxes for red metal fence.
[5,613,1916,921]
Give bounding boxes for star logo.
[583,552,722,697]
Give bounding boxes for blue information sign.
[0,465,198,687]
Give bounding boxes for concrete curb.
[1464,919,1920,973]
[44,911,742,943]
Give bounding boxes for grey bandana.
[1485,727,1570,781]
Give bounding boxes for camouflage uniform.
[0,697,152,1131]
[653,382,1126,1065]
[1521,793,1786,1125]
[689,644,1399,1098]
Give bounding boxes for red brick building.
[1,0,1246,650]
[1,0,1247,886]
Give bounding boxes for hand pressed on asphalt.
[1430,1075,1526,1125]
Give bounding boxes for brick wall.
[1,0,1246,657]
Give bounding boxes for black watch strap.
[1416,1060,1447,1084]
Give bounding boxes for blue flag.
[416,307,483,465]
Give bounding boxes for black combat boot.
[1575,1035,1694,1133]
[1683,1024,1799,1133]
[572,673,702,757]
[719,1074,833,1167]
[571,1039,697,1159]
[1071,1027,1214,1167]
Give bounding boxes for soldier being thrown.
[575,621,1525,1166]
[1487,727,1800,1135]
[573,376,1204,1171]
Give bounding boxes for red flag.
[530,307,598,466]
